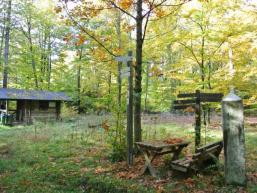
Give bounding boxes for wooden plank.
[171,162,189,172]
[174,99,195,105]
[200,97,223,102]
[196,141,223,153]
[173,104,195,110]
[200,93,223,98]
[177,92,223,99]
[177,93,196,98]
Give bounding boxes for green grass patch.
[0,116,256,193]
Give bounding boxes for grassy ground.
[0,115,256,193]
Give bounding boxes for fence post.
[195,90,201,150]
[222,91,246,186]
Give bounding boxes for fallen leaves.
[153,179,169,193]
[101,120,110,132]
[112,156,145,180]
[94,166,109,174]
[116,171,139,179]
[183,178,195,188]
[163,138,183,144]
[247,172,257,184]
[80,167,91,174]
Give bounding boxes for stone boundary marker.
[222,91,246,186]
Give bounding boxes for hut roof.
[0,88,72,101]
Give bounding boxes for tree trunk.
[115,10,123,142]
[134,0,143,142]
[144,62,149,112]
[47,34,52,89]
[0,6,6,69]
[2,0,11,88]
[40,30,47,86]
[200,36,205,89]
[115,10,122,112]
[207,60,212,124]
[77,47,83,114]
[108,71,112,111]
[27,19,39,89]
[200,34,205,143]
[207,61,212,89]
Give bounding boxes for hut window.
[39,101,49,110]
[9,101,17,111]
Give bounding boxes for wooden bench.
[135,140,190,177]
[171,141,223,173]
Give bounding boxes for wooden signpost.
[173,90,223,150]
[115,51,134,166]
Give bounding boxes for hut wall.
[30,101,59,121]
[15,100,61,123]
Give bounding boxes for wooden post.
[127,51,133,165]
[222,91,246,186]
[56,101,61,120]
[16,100,20,121]
[195,90,201,150]
[5,100,8,115]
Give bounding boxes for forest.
[0,0,257,193]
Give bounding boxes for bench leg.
[172,146,184,161]
[141,150,157,177]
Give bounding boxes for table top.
[135,140,190,151]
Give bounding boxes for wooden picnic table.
[135,140,190,177]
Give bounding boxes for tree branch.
[63,2,117,57]
[178,41,201,65]
[142,0,191,18]
[142,4,152,43]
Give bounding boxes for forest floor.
[0,114,256,193]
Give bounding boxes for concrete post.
[222,91,246,186]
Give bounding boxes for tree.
[3,0,12,88]
[60,0,189,142]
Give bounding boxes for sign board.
[177,92,223,101]
[177,93,196,98]
[174,99,195,105]
[200,97,223,102]
[174,91,224,110]
[121,71,130,79]
[115,56,133,63]
[200,93,223,99]
[173,104,194,110]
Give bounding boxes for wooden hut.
[0,88,71,124]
